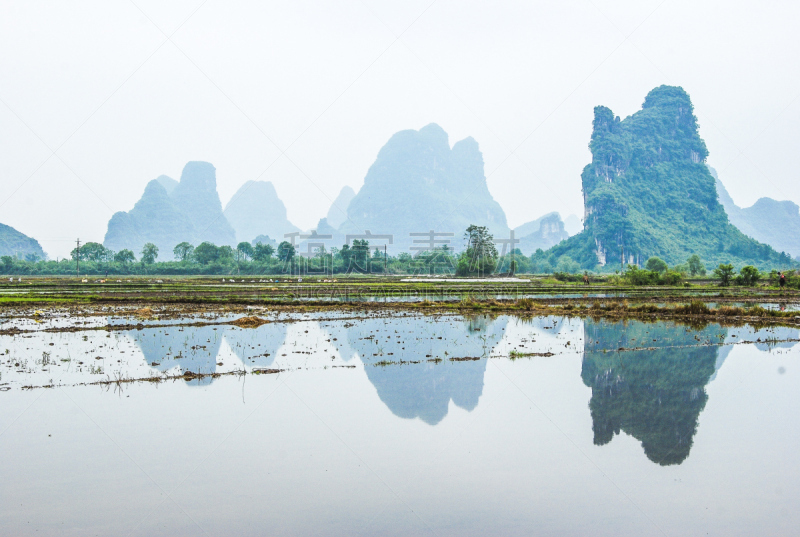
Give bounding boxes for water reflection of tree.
[581,319,725,465]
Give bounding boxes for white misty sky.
[1,0,798,258]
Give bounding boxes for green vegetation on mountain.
[0,223,46,260]
[549,86,794,271]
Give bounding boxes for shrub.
[623,265,683,286]
[645,257,668,273]
[675,301,711,315]
[556,255,580,274]
[713,263,735,286]
[735,265,761,286]
[553,272,584,282]
[660,271,684,286]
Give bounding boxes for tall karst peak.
[223,180,299,244]
[548,86,791,269]
[174,161,217,192]
[170,161,235,246]
[514,213,569,254]
[342,124,508,253]
[104,161,235,259]
[154,175,178,194]
[142,178,170,199]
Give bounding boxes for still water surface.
[1,312,798,536]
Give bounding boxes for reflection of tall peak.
[465,314,492,333]
[582,319,722,465]
[350,315,507,425]
[224,323,288,367]
[127,325,224,386]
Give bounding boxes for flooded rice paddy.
[1,308,799,536]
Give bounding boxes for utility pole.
[384,244,387,275]
[76,238,81,277]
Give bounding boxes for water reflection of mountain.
[224,323,288,367]
[336,315,507,425]
[581,319,724,465]
[712,325,799,380]
[127,325,224,386]
[126,322,289,386]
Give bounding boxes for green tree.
[277,241,296,262]
[71,242,107,262]
[354,240,371,271]
[193,242,219,265]
[645,257,668,273]
[713,263,735,286]
[217,245,235,261]
[237,242,254,261]
[114,249,135,265]
[457,225,498,276]
[140,243,159,264]
[556,255,580,274]
[173,242,194,261]
[252,242,275,262]
[530,249,553,274]
[687,254,705,276]
[737,265,761,286]
[1,256,13,273]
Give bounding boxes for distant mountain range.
[224,180,299,244]
[323,186,355,230]
[0,223,46,260]
[550,85,792,269]
[0,104,761,266]
[335,123,509,254]
[711,167,800,259]
[104,162,235,259]
[513,212,570,253]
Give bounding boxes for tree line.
[0,225,795,282]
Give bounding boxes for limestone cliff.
[549,86,792,269]
[340,123,509,253]
[104,161,235,259]
[514,212,569,254]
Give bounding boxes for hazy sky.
[2,0,799,258]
